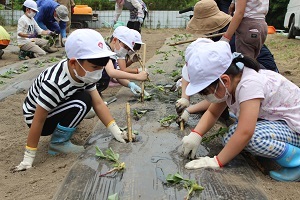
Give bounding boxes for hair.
[22,5,27,13]
[78,57,110,67]
[199,54,260,94]
[133,43,141,51]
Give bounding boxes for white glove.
[179,109,190,123]
[185,156,221,169]
[219,36,230,43]
[128,82,150,96]
[175,98,190,114]
[137,17,144,24]
[62,37,67,45]
[181,131,202,159]
[137,67,148,73]
[107,121,127,143]
[12,146,37,172]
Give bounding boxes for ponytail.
[224,53,260,76]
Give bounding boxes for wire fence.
[0,9,194,29]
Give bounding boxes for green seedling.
[133,109,148,120]
[35,60,45,68]
[0,80,5,85]
[202,127,229,143]
[166,172,204,200]
[17,64,28,73]
[170,70,180,77]
[148,64,156,68]
[153,69,166,74]
[95,147,125,177]
[0,69,15,78]
[159,115,177,127]
[108,193,118,200]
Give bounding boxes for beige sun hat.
[186,0,232,35]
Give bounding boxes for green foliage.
[266,0,289,29]
[166,172,204,200]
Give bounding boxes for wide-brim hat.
[186,0,232,35]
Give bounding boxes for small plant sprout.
[202,127,229,143]
[108,193,118,200]
[166,172,204,200]
[159,115,177,127]
[95,147,125,177]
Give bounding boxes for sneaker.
[19,50,28,60]
[43,45,58,53]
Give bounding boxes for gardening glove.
[137,67,148,73]
[178,109,190,123]
[107,120,127,143]
[110,19,116,28]
[220,36,230,43]
[185,156,221,169]
[62,37,67,46]
[128,82,150,96]
[137,17,144,24]
[181,131,202,159]
[12,146,37,172]
[131,54,141,63]
[175,97,190,114]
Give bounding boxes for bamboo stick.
[126,102,133,142]
[180,121,184,131]
[141,44,147,102]
[169,32,225,46]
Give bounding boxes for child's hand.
[11,147,36,172]
[136,71,149,81]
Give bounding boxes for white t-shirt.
[17,14,43,46]
[227,67,300,133]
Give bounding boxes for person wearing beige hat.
[180,38,300,182]
[34,0,69,47]
[12,29,133,172]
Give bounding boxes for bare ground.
[0,28,300,199]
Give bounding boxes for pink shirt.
[227,67,300,133]
[236,0,269,19]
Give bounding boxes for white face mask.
[114,40,128,58]
[203,78,231,103]
[28,11,36,18]
[73,60,103,84]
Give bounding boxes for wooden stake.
[141,43,147,102]
[126,102,133,142]
[169,32,225,46]
[180,121,184,131]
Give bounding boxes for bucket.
[113,21,125,30]
[268,26,276,34]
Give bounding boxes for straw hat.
[186,0,232,35]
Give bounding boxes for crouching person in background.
[12,29,129,172]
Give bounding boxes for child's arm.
[217,98,261,165]
[223,0,246,40]
[105,59,148,81]
[118,58,139,74]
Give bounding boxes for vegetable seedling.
[202,127,229,143]
[159,115,177,127]
[166,172,204,200]
[95,147,125,177]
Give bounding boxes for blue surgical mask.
[73,60,103,84]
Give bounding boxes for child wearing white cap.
[12,29,132,172]
[181,38,300,182]
[95,26,149,97]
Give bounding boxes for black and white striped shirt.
[23,59,96,124]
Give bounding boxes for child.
[181,38,300,182]
[96,26,149,97]
[220,0,269,59]
[12,29,130,172]
[17,0,57,60]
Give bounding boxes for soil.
[0,28,299,200]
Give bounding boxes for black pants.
[28,91,92,136]
[127,21,142,33]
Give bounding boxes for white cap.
[185,38,232,96]
[131,29,144,44]
[113,26,135,51]
[55,5,69,22]
[23,0,39,12]
[181,64,190,82]
[65,29,115,59]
